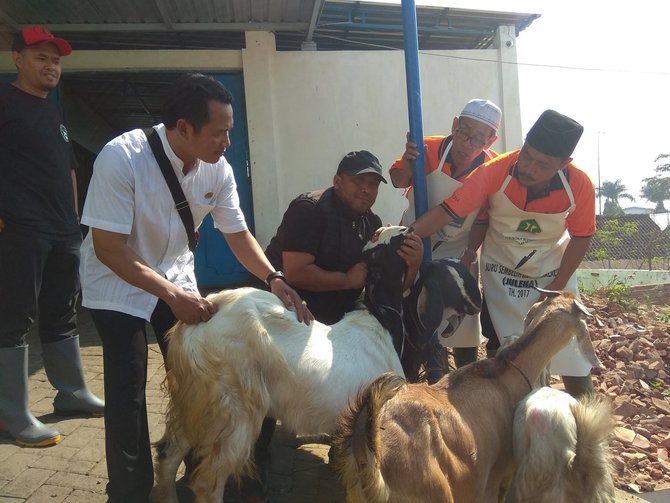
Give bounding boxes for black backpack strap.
[147,129,197,252]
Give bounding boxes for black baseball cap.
[336,150,387,184]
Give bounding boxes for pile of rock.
[583,295,670,494]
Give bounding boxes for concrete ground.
[0,307,663,502]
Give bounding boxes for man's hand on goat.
[168,289,218,325]
[397,233,423,269]
[270,280,314,325]
[345,262,368,290]
[460,249,476,270]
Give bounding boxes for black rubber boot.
[562,375,594,398]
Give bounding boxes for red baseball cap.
[12,25,72,56]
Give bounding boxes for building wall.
[242,30,522,245]
[0,28,522,246]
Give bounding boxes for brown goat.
[332,292,603,503]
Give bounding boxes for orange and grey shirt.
[441,150,596,237]
[390,135,498,183]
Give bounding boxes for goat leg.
[152,426,191,503]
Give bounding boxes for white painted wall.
[0,28,522,246]
[577,269,670,292]
[242,29,522,245]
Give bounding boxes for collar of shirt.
[511,162,569,204]
[441,135,488,179]
[154,123,201,180]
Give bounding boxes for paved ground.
[0,307,663,502]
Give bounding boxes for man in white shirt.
[80,73,310,503]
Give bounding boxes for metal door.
[194,73,255,288]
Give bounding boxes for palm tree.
[640,155,670,213]
[598,179,634,216]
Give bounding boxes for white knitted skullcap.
[460,99,502,131]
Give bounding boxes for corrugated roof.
[0,2,539,147]
[0,0,538,51]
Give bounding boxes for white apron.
[481,171,592,376]
[401,141,483,348]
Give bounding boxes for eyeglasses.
[454,128,488,150]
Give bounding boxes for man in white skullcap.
[390,99,502,381]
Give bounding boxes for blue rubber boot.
[0,345,61,447]
[42,335,104,416]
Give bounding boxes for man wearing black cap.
[0,26,104,448]
[411,110,596,397]
[265,150,423,325]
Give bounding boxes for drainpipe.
[401,0,431,263]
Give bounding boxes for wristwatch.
[265,270,286,286]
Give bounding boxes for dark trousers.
[480,296,500,355]
[0,229,80,348]
[90,300,175,503]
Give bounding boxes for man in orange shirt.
[411,109,596,397]
[390,99,501,378]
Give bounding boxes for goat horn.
[534,286,561,297]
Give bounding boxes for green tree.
[598,179,634,216]
[641,155,670,213]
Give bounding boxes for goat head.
[404,258,482,345]
[362,226,410,355]
[524,293,603,370]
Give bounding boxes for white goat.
[511,386,615,503]
[333,292,603,503]
[152,226,480,503]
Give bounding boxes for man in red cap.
[0,26,103,448]
[411,110,597,397]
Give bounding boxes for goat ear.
[575,319,603,369]
[535,286,561,297]
[414,275,447,335]
[573,298,592,317]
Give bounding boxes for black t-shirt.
[0,83,80,239]
[265,187,383,324]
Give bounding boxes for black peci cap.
[526,110,584,158]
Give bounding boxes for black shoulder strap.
[147,129,197,252]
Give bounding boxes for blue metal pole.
[402,0,442,384]
[400,0,431,263]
